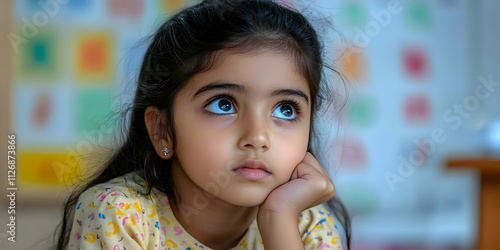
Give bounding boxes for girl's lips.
[232,167,271,180]
[232,160,270,180]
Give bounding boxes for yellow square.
[19,153,82,186]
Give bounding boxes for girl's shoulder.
[69,173,165,248]
[75,172,160,213]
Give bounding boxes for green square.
[75,90,113,133]
[340,3,368,28]
[404,1,432,31]
[18,28,59,81]
[347,96,377,128]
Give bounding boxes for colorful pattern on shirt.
[68,172,343,249]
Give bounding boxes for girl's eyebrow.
[193,82,246,99]
[271,89,309,105]
[193,81,309,105]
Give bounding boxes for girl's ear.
[145,106,173,159]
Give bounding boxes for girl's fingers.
[301,152,332,181]
[295,154,335,203]
[271,152,335,214]
[295,162,335,207]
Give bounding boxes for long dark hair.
[55,0,351,248]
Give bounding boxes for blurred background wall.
[1,0,499,249]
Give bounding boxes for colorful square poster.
[159,0,191,12]
[19,151,82,187]
[346,95,377,128]
[340,47,368,84]
[17,27,59,81]
[14,86,74,144]
[74,89,113,133]
[402,46,430,80]
[73,30,115,84]
[107,0,144,19]
[404,94,432,124]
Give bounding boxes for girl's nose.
[238,117,271,152]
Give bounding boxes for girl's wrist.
[257,209,304,250]
[258,199,303,218]
[257,208,295,223]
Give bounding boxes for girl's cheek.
[272,118,309,136]
[199,111,238,129]
[275,135,308,172]
[272,118,295,130]
[191,119,235,152]
[272,118,309,148]
[212,115,238,129]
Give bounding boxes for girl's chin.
[230,198,266,207]
[221,190,270,207]
[233,198,266,207]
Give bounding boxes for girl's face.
[171,49,311,207]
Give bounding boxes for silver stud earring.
[163,147,170,156]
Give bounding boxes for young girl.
[56,0,351,249]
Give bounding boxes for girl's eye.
[205,98,236,114]
[272,104,296,119]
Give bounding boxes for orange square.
[74,31,114,84]
[340,47,368,84]
[160,0,190,12]
[80,39,107,73]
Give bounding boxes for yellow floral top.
[68,172,342,250]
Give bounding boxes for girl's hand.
[259,152,335,217]
[256,152,335,250]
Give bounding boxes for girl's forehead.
[184,49,310,96]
